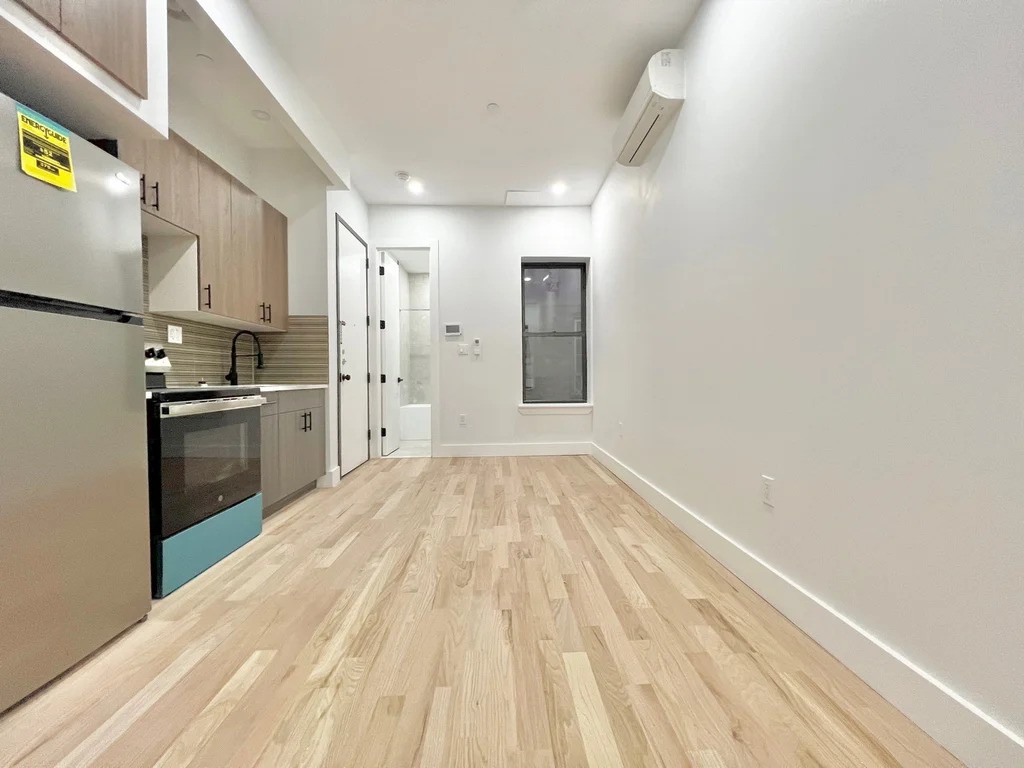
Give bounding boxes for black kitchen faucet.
[225,330,264,386]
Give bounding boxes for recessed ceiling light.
[251,109,271,121]
[486,102,501,113]
[551,181,568,196]
[395,171,411,182]
[523,275,532,282]
[407,178,424,196]
[195,53,213,63]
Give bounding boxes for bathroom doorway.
[379,247,432,458]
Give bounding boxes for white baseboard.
[435,442,592,458]
[590,443,1024,768]
[317,465,341,488]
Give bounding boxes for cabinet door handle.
[139,173,147,205]
[150,180,160,211]
[259,302,266,322]
[204,284,212,308]
[267,303,272,323]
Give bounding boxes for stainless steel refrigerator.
[0,91,151,714]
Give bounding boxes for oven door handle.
[159,396,267,419]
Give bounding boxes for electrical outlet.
[761,475,775,508]
[458,414,468,427]
[167,325,182,344]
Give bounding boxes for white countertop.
[146,384,327,399]
[254,384,329,392]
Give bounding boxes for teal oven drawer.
[153,493,262,598]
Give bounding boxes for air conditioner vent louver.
[613,49,685,166]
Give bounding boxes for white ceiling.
[168,11,296,150]
[243,0,700,205]
[386,248,430,274]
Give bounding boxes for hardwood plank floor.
[0,456,962,767]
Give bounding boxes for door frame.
[372,240,440,458]
[335,214,371,474]
[378,249,401,456]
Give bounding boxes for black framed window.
[522,263,587,403]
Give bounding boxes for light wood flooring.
[0,456,962,767]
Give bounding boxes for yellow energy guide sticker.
[17,104,76,192]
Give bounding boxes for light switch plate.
[167,325,183,344]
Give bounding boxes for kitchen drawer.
[277,389,325,415]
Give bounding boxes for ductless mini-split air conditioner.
[613,49,685,166]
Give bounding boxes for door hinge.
[380,320,386,330]
[380,374,386,384]
[367,428,371,441]
[367,372,371,384]
[366,314,370,326]
[379,266,385,276]
[381,427,387,438]
[365,257,369,269]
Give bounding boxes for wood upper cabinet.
[144,132,199,234]
[119,131,199,234]
[146,138,289,332]
[16,0,61,29]
[230,180,263,325]
[60,0,148,98]
[261,202,289,331]
[197,153,234,319]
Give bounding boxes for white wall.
[370,205,592,453]
[590,1,1024,765]
[250,149,329,315]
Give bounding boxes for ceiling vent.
[613,49,685,166]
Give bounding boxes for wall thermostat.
[444,323,462,337]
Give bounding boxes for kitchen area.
[0,0,336,717]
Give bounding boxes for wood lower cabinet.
[262,390,326,514]
[16,0,61,29]
[60,0,148,98]
[260,412,280,513]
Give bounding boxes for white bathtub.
[400,404,431,441]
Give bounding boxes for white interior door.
[380,252,401,456]
[336,219,369,475]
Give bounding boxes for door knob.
[397,377,404,383]
[342,374,351,381]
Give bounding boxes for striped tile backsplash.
[143,237,328,387]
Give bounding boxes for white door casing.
[336,217,369,476]
[380,252,402,455]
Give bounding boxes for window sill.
[518,403,593,415]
